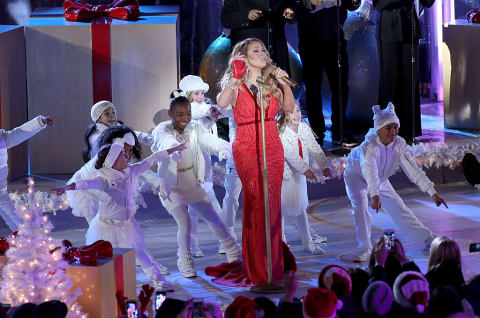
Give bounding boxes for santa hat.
[372,102,400,131]
[318,264,352,298]
[362,281,393,316]
[225,296,259,318]
[179,75,209,93]
[304,288,342,318]
[91,100,116,122]
[393,271,430,313]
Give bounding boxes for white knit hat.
[179,75,209,93]
[372,102,400,131]
[91,101,116,122]
[393,271,430,313]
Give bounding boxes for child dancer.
[55,142,185,287]
[344,103,447,262]
[68,126,141,224]
[0,116,55,231]
[82,101,153,162]
[179,76,225,257]
[278,103,331,254]
[151,91,241,278]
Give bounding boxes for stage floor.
[41,182,480,305]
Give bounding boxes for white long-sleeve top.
[191,101,219,136]
[345,128,436,197]
[151,120,231,187]
[280,122,329,180]
[218,106,237,169]
[0,116,46,190]
[74,150,169,221]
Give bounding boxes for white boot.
[156,262,170,275]
[221,237,241,263]
[218,228,237,254]
[191,236,204,258]
[309,226,327,244]
[304,241,325,255]
[177,251,197,278]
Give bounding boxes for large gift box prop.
[0,26,29,181]
[25,5,179,174]
[66,247,135,318]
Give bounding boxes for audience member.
[466,275,480,315]
[361,281,393,317]
[225,296,260,318]
[427,286,464,318]
[304,287,343,318]
[9,303,37,318]
[426,236,466,295]
[392,271,429,317]
[318,265,352,299]
[254,297,276,318]
[155,298,189,318]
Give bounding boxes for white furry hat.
[179,75,209,93]
[393,271,430,313]
[91,101,116,122]
[372,102,400,131]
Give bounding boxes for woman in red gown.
[211,38,295,286]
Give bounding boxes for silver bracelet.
[226,82,238,90]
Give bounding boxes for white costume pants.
[0,191,21,231]
[221,165,242,238]
[344,172,434,252]
[170,196,230,254]
[189,187,222,246]
[282,212,313,248]
[136,247,165,282]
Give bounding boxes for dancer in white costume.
[55,142,185,288]
[71,102,158,224]
[278,103,331,254]
[0,116,55,231]
[151,91,241,278]
[344,103,448,262]
[179,76,226,257]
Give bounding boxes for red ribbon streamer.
[298,138,303,159]
[114,254,125,314]
[63,0,140,22]
[91,23,112,103]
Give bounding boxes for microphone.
[256,76,265,86]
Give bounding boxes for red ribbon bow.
[467,10,480,23]
[63,0,140,22]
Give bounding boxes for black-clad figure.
[294,0,360,146]
[221,0,296,73]
[374,0,435,142]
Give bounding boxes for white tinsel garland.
[9,191,69,215]
[1,178,85,318]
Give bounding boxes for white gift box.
[25,10,179,174]
[0,26,29,181]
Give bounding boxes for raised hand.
[232,55,247,79]
[432,193,448,208]
[138,284,154,314]
[283,8,295,19]
[41,116,57,126]
[274,67,289,86]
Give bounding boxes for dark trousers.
[377,40,422,141]
[299,39,349,142]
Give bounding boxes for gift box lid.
[26,15,177,27]
[31,5,179,18]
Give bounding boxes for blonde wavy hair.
[220,38,282,103]
[427,236,462,272]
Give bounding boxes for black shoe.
[332,134,359,148]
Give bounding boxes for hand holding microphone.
[271,67,297,87]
